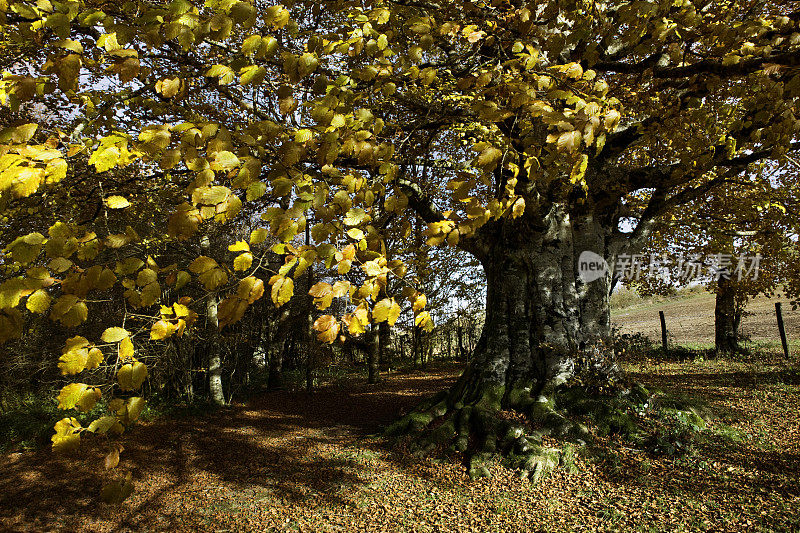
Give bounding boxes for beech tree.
[632,165,800,354]
[2,0,800,490]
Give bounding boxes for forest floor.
[1,357,799,532]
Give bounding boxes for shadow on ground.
[0,365,461,531]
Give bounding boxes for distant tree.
[632,167,800,354]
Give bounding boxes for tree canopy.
[2,0,800,499]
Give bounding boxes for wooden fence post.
[776,302,790,359]
[659,311,668,353]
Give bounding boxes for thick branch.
[595,49,800,79]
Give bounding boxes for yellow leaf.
[176,271,191,290]
[344,208,369,226]
[347,228,364,240]
[48,257,73,273]
[343,306,368,336]
[87,416,120,434]
[228,241,250,252]
[100,474,135,504]
[309,282,332,298]
[0,123,37,143]
[237,276,265,303]
[85,348,104,371]
[269,275,294,307]
[415,310,434,332]
[189,256,218,274]
[412,293,427,314]
[198,268,228,291]
[295,128,314,143]
[210,151,239,171]
[313,314,339,343]
[26,289,51,313]
[51,417,81,453]
[156,76,182,98]
[140,281,161,307]
[119,336,134,360]
[206,64,235,85]
[101,327,130,343]
[136,268,157,287]
[233,252,253,271]
[570,154,589,184]
[127,397,145,422]
[250,228,269,245]
[373,298,401,325]
[604,109,621,131]
[511,198,525,218]
[118,361,148,391]
[57,383,101,411]
[150,319,177,340]
[556,130,581,153]
[105,195,131,209]
[104,447,120,470]
[58,337,99,375]
[331,280,351,298]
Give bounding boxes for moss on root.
[385,380,714,483]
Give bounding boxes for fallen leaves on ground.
[0,360,798,532]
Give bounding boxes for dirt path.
[1,361,798,532]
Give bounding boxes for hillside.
[611,289,800,351]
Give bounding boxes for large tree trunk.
[389,205,619,480]
[715,275,741,354]
[450,208,615,407]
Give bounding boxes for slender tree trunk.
[715,275,741,354]
[201,236,225,406]
[367,327,380,384]
[447,327,452,360]
[268,341,285,391]
[457,325,466,361]
[379,321,391,370]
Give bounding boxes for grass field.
[612,288,800,354]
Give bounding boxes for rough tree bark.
[715,275,741,354]
[389,202,619,480]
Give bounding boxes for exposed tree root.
[386,378,708,483]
